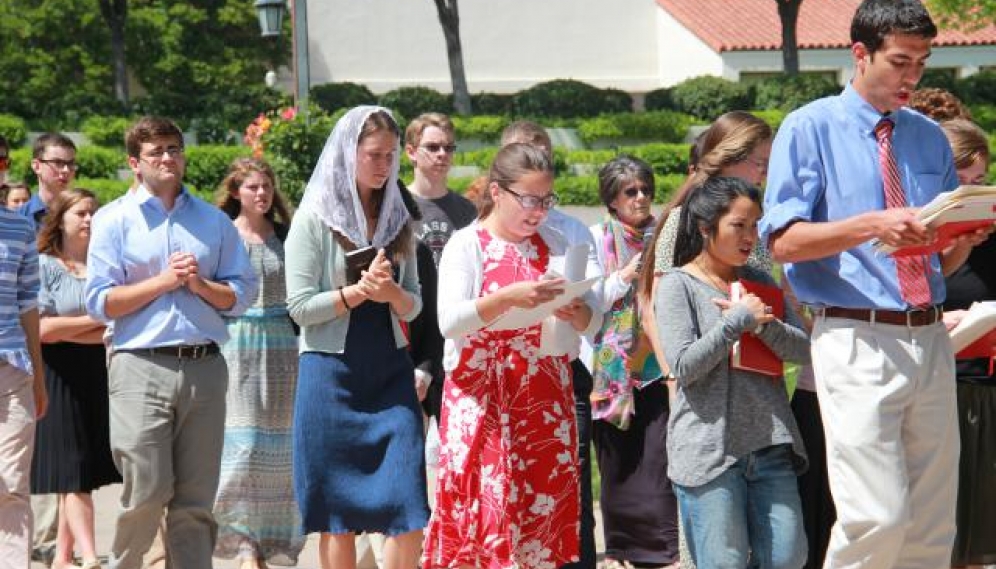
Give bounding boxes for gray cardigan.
[655,265,809,487]
[285,209,421,354]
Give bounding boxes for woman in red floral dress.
[423,143,596,569]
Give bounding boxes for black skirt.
[952,379,996,566]
[30,342,121,494]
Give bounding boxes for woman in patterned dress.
[423,143,596,569]
[213,158,304,569]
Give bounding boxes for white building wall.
[307,0,661,94]
[722,49,853,83]
[654,11,724,87]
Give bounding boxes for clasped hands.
[356,249,402,304]
[163,251,204,292]
[714,293,776,328]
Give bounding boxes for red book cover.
[891,219,996,257]
[730,279,784,378]
[956,328,996,359]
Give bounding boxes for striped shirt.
[0,208,40,376]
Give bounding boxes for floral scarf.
[591,215,660,430]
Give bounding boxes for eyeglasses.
[622,185,654,199]
[501,186,558,210]
[38,159,78,171]
[420,143,457,154]
[142,146,185,161]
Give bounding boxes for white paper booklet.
[949,301,996,353]
[486,276,600,332]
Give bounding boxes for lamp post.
[254,0,310,119]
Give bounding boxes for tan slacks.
[0,364,36,569]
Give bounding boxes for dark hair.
[638,111,770,297]
[673,177,761,268]
[38,188,99,257]
[850,0,937,55]
[597,155,655,214]
[2,182,30,206]
[360,109,412,262]
[32,132,76,159]
[216,157,293,240]
[479,143,554,219]
[908,88,972,122]
[125,117,183,159]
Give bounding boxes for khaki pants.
[0,365,36,569]
[107,352,228,569]
[812,317,958,569]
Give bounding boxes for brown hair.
[32,132,76,159]
[500,120,552,154]
[404,112,455,147]
[125,117,183,159]
[357,110,413,262]
[908,88,972,122]
[941,119,989,172]
[2,182,31,206]
[638,111,771,297]
[216,158,293,239]
[478,143,554,220]
[37,188,98,257]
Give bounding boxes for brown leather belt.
[819,306,943,327]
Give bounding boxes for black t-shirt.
[413,191,477,266]
[943,234,996,381]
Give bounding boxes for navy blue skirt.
[293,300,429,535]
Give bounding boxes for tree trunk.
[99,0,130,108]
[778,0,803,76]
[433,0,472,115]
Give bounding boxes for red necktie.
[875,118,931,308]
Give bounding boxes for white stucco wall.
[654,11,724,87]
[722,49,853,83]
[307,0,661,94]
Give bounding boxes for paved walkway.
[31,484,604,569]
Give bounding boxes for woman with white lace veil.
[285,106,429,569]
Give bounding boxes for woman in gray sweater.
[655,176,810,569]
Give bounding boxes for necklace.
[693,258,732,294]
[61,256,86,278]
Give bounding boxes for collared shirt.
[760,83,959,310]
[0,209,39,376]
[17,193,48,233]
[85,185,257,350]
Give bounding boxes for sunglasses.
[622,185,654,198]
[420,143,457,154]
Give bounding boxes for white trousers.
[812,317,958,569]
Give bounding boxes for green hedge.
[451,115,511,142]
[513,79,633,118]
[576,111,693,145]
[311,82,378,115]
[80,116,131,148]
[751,75,840,112]
[183,146,253,193]
[0,114,28,147]
[446,173,684,207]
[668,76,753,120]
[379,86,452,121]
[970,104,996,132]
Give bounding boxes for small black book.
[345,246,377,285]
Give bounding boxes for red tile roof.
[656,0,996,52]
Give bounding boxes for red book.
[950,302,996,360]
[729,279,784,378]
[875,185,996,257]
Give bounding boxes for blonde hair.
[941,119,989,171]
[404,112,454,147]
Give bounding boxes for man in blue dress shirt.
[761,1,993,567]
[19,132,77,232]
[85,117,257,569]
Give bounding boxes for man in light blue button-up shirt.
[760,1,992,567]
[84,117,257,569]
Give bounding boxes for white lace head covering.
[299,105,409,249]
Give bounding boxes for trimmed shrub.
[752,74,840,111]
[919,69,958,93]
[576,118,624,145]
[0,114,28,147]
[81,116,132,148]
[577,111,693,145]
[453,147,500,171]
[261,106,338,204]
[644,87,675,112]
[669,76,752,120]
[955,70,996,105]
[513,79,632,119]
[183,146,253,195]
[970,104,996,133]
[76,146,126,180]
[601,88,634,113]
[470,92,515,115]
[76,178,134,205]
[379,86,452,121]
[311,82,378,114]
[751,109,788,130]
[6,148,33,183]
[451,115,511,142]
[625,143,690,175]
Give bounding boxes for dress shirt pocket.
[910,172,944,205]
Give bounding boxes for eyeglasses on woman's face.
[501,185,558,210]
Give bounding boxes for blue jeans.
[674,444,806,569]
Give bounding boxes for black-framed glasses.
[622,185,654,199]
[142,146,185,161]
[501,186,558,210]
[420,143,457,154]
[38,158,78,171]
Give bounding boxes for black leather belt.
[126,343,220,359]
[820,306,943,327]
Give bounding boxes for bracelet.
[339,286,352,311]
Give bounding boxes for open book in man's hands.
[875,185,996,256]
[949,301,996,359]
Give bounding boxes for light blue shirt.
[759,83,959,310]
[0,209,39,377]
[85,185,258,349]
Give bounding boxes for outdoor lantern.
[254,0,285,37]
